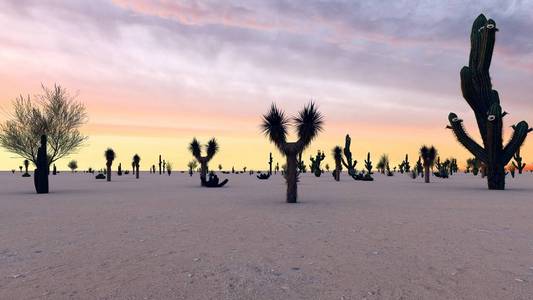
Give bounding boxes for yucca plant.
[104,148,116,182]
[261,102,323,203]
[187,160,198,177]
[133,154,140,179]
[189,138,218,186]
[420,145,437,183]
[332,146,342,181]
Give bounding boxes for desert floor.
[1,171,533,299]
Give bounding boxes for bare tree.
[0,84,88,167]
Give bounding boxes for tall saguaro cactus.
[261,102,323,203]
[189,138,219,186]
[447,14,531,190]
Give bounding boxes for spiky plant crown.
[189,138,201,159]
[333,146,343,161]
[104,148,116,162]
[261,104,289,152]
[420,145,437,166]
[294,102,324,149]
[133,154,140,165]
[206,138,218,160]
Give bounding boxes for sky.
[0,0,532,171]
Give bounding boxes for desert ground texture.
[1,171,533,299]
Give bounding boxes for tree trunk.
[424,165,430,183]
[487,163,505,190]
[136,166,139,179]
[286,153,298,203]
[200,161,207,186]
[107,163,111,182]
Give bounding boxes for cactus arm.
[502,121,530,164]
[448,113,488,163]
[341,158,349,169]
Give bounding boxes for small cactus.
[310,150,326,177]
[332,146,342,181]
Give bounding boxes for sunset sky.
[0,0,531,171]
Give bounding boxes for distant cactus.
[166,162,172,176]
[325,163,330,172]
[447,14,531,190]
[261,102,323,203]
[512,147,526,174]
[22,159,30,177]
[117,163,122,176]
[275,162,279,174]
[189,138,219,186]
[297,152,307,173]
[467,158,480,175]
[159,155,162,175]
[268,152,273,175]
[415,156,423,177]
[341,134,358,178]
[420,145,437,183]
[449,158,458,175]
[310,150,326,177]
[52,164,57,175]
[131,161,135,176]
[104,148,116,182]
[399,154,410,173]
[133,154,140,179]
[434,157,450,178]
[364,152,373,176]
[332,146,342,181]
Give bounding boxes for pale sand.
[1,171,533,299]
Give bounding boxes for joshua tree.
[512,147,526,174]
[261,102,323,203]
[325,163,330,172]
[163,160,166,173]
[275,162,279,174]
[52,164,57,175]
[376,154,389,174]
[117,163,122,176]
[420,145,437,183]
[131,161,135,176]
[187,160,198,177]
[104,148,116,182]
[68,160,78,173]
[332,146,342,181]
[22,159,30,177]
[133,154,140,179]
[218,164,223,171]
[341,134,357,177]
[158,155,162,175]
[447,14,531,190]
[310,150,325,177]
[189,138,219,186]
